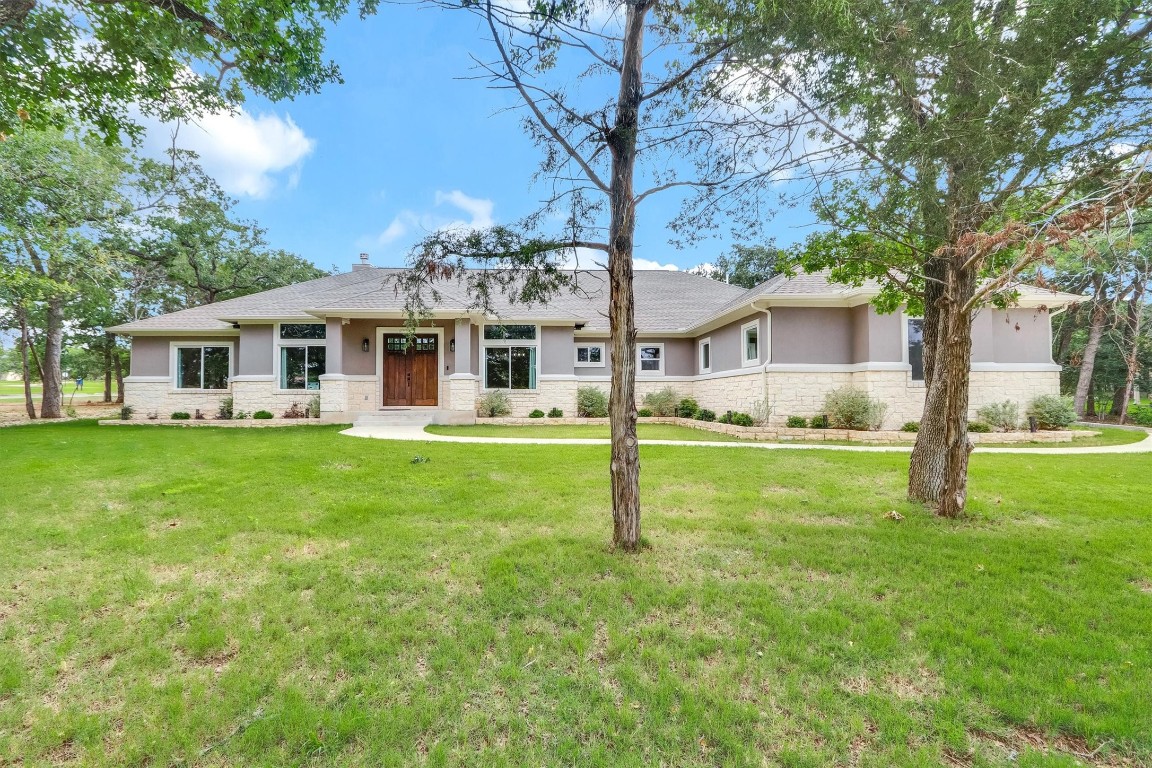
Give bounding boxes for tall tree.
[694,244,781,288]
[702,0,1152,516]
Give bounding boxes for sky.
[137,4,818,274]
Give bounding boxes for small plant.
[785,416,807,428]
[976,400,1019,432]
[809,415,829,429]
[748,396,773,426]
[675,398,699,418]
[170,411,191,420]
[529,409,546,418]
[717,411,731,424]
[194,409,205,420]
[217,396,234,420]
[478,390,512,417]
[730,412,754,427]
[147,411,159,420]
[968,421,992,433]
[637,407,653,418]
[823,386,888,431]
[642,387,681,417]
[696,408,716,422]
[576,386,609,418]
[283,402,307,418]
[65,406,78,418]
[900,421,920,432]
[307,395,321,418]
[411,455,430,464]
[234,410,249,420]
[119,405,134,421]
[253,410,274,419]
[1027,394,1076,430]
[547,407,563,418]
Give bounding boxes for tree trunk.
[1054,303,1080,364]
[605,0,650,552]
[1114,282,1145,423]
[936,263,977,519]
[18,307,36,419]
[1073,299,1107,418]
[103,332,114,403]
[114,344,125,404]
[908,255,948,503]
[40,295,64,419]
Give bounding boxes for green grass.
[426,422,748,442]
[1,421,1151,766]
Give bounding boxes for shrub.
[282,402,307,418]
[697,408,716,422]
[1027,394,1076,430]
[900,421,920,433]
[731,412,754,427]
[119,405,134,421]
[307,395,321,418]
[809,415,829,429]
[547,408,564,418]
[529,409,546,418]
[478,390,512,417]
[823,386,888,431]
[65,406,77,418]
[193,409,205,420]
[170,411,191,420]
[1130,404,1152,426]
[976,400,1019,432]
[642,387,680,417]
[576,386,609,418]
[637,407,653,417]
[234,410,249,420]
[717,411,731,424]
[253,410,274,420]
[785,415,807,428]
[217,396,234,420]
[675,398,699,418]
[968,421,992,433]
[748,396,773,426]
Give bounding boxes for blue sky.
[141,5,816,273]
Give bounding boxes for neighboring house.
[109,257,1081,426]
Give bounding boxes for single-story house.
[109,257,1081,426]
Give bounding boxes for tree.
[695,244,781,288]
[397,0,750,551]
[0,0,375,140]
[704,0,1152,516]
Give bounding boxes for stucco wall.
[696,313,767,373]
[771,307,855,364]
[238,325,273,375]
[850,306,903,364]
[541,325,575,375]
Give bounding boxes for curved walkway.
[340,424,1152,455]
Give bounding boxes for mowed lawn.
[1,423,1150,767]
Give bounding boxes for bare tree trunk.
[40,295,64,418]
[1054,303,1080,364]
[18,306,36,419]
[936,264,977,519]
[114,344,125,404]
[908,256,948,503]
[1115,282,1145,423]
[103,332,114,403]
[1073,300,1107,418]
[605,0,650,552]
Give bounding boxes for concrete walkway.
[340,424,1152,455]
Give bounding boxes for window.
[483,324,538,389]
[907,318,924,381]
[742,320,760,367]
[278,323,326,390]
[574,343,605,367]
[638,344,664,374]
[176,345,230,389]
[698,338,711,374]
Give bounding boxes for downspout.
[752,299,773,418]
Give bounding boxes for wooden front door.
[382,335,438,407]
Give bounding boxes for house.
[109,256,1080,426]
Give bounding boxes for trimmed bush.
[478,390,512,417]
[170,411,190,420]
[675,398,700,419]
[976,400,1019,432]
[823,386,888,431]
[809,415,829,429]
[529,409,546,418]
[900,421,920,433]
[637,407,654,417]
[1027,394,1076,430]
[697,409,716,422]
[785,416,807,428]
[576,386,609,418]
[253,410,274,420]
[1130,404,1152,426]
[968,421,992,433]
[120,405,134,421]
[547,408,563,418]
[731,412,754,427]
[642,387,680,417]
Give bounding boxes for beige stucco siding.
[696,313,768,373]
[237,325,274,375]
[850,306,903,364]
[771,307,855,364]
[990,308,1052,363]
[130,336,171,376]
[541,326,575,375]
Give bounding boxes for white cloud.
[146,108,314,198]
[363,190,497,251]
[633,257,679,271]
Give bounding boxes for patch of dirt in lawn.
[1131,579,1152,595]
[973,725,1135,767]
[883,666,941,700]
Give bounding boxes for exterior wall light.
[361,338,370,353]
[449,338,456,352]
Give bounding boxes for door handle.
[407,372,411,384]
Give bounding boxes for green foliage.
[968,422,992,434]
[637,408,654,418]
[119,405,133,421]
[308,395,321,419]
[786,416,807,428]
[170,412,190,420]
[576,386,608,418]
[809,415,830,429]
[976,401,1020,432]
[1028,395,1077,430]
[823,387,888,431]
[900,421,920,433]
[547,407,563,418]
[698,245,781,288]
[217,396,234,420]
[529,409,546,419]
[731,412,754,427]
[252,410,274,420]
[478,391,512,418]
[233,410,249,420]
[1129,405,1152,427]
[676,398,699,418]
[696,409,716,422]
[642,387,681,417]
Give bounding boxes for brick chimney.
[352,252,371,271]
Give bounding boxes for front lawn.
[1,421,1150,766]
[426,422,748,442]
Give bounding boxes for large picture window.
[483,324,538,389]
[278,323,326,390]
[907,318,924,381]
[176,346,230,390]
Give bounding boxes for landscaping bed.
[98,417,332,428]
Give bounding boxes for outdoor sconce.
[449,338,456,352]
[361,338,370,353]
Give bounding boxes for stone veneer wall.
[123,379,230,419]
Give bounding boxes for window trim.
[698,337,712,374]
[741,319,761,368]
[274,322,328,393]
[169,341,234,392]
[637,342,665,376]
[481,323,540,390]
[574,342,606,368]
[903,313,925,383]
